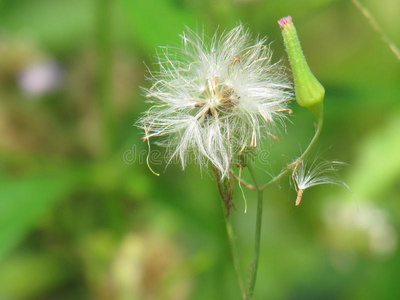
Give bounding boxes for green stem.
[223,212,247,300]
[260,109,323,190]
[247,163,264,299]
[213,165,247,300]
[96,0,114,157]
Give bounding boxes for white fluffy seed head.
[139,24,293,177]
[293,160,348,192]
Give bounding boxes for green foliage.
[0,173,73,262]
[0,0,399,299]
[0,252,75,299]
[120,0,198,51]
[349,112,400,199]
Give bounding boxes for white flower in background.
[323,201,397,261]
[293,160,348,205]
[18,60,62,97]
[139,25,292,177]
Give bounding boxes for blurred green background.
[0,0,399,299]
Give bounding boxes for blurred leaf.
[0,0,93,51]
[78,231,118,289]
[119,0,198,51]
[0,252,74,299]
[0,173,73,262]
[348,111,400,199]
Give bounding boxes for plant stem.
[352,0,400,61]
[247,163,264,299]
[223,212,247,300]
[260,109,324,190]
[96,0,114,157]
[96,0,123,235]
[213,165,247,299]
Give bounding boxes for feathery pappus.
[139,25,293,177]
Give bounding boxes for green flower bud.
[278,16,324,117]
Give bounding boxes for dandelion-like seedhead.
[292,160,348,205]
[139,25,293,177]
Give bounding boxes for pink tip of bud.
[277,16,292,29]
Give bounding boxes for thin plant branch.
[260,109,324,190]
[96,0,115,156]
[352,0,400,61]
[223,204,248,300]
[233,174,256,191]
[246,163,264,299]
